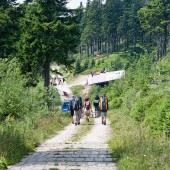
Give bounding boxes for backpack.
[85,101,90,110]
[73,96,82,110]
[93,99,99,107]
[99,96,108,111]
[70,99,74,110]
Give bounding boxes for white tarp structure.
[87,70,125,85]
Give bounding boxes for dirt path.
[68,75,89,87]
[8,75,116,170]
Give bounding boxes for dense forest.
[0,0,170,169]
[79,0,169,57]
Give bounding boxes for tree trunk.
[133,35,136,48]
[44,56,51,87]
[96,38,99,54]
[126,36,129,49]
[99,38,102,53]
[163,25,167,55]
[106,35,109,57]
[90,41,93,56]
[79,45,82,55]
[86,43,89,57]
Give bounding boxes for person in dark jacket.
[93,95,100,118]
[69,96,75,124]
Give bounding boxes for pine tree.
[17,0,80,87]
[0,0,19,58]
[138,0,170,58]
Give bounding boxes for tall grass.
[0,112,70,169]
[108,109,170,170]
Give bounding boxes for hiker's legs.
[71,116,74,124]
[85,110,90,122]
[98,110,101,117]
[74,110,81,125]
[95,106,99,118]
[70,109,74,124]
[103,112,107,125]
[74,110,79,125]
[101,111,104,124]
[77,110,81,124]
[101,111,107,124]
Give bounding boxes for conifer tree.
[138,0,170,58]
[0,0,19,58]
[17,0,80,87]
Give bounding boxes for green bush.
[0,59,50,120]
[144,88,170,133]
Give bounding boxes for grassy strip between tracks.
[71,117,95,142]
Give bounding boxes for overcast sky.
[16,0,87,9]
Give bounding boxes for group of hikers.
[69,94,108,126]
[50,74,66,86]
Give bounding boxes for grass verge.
[0,112,70,169]
[108,109,170,170]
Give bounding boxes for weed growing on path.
[71,118,95,142]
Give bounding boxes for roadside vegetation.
[0,59,70,169]
[87,51,170,170]
[0,0,169,169]
[108,110,170,170]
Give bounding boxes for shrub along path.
[8,76,116,170]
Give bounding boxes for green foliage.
[144,86,170,134]
[74,59,82,75]
[108,110,170,170]
[0,59,69,165]
[0,59,48,120]
[90,57,95,68]
[89,85,102,102]
[0,3,19,59]
[0,157,7,170]
[80,0,103,44]
[138,0,170,34]
[46,86,61,110]
[16,0,80,87]
[83,58,89,70]
[89,51,170,136]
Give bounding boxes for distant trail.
[68,75,89,87]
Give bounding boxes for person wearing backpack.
[99,94,108,125]
[84,97,92,122]
[93,95,100,118]
[73,96,82,126]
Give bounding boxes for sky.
[16,0,87,9]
